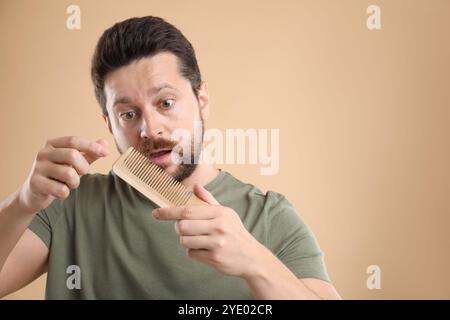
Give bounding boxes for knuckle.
[181,206,192,219]
[210,251,221,264]
[214,222,226,235]
[78,163,89,175]
[33,161,43,175]
[89,142,100,154]
[70,172,80,189]
[71,175,81,189]
[67,136,77,146]
[62,168,73,181]
[57,185,69,198]
[63,168,79,188]
[36,149,46,161]
[29,176,39,191]
[213,217,226,233]
[67,149,79,162]
[215,238,226,249]
[177,220,187,234]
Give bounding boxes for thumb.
[193,184,219,205]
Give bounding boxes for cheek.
[171,118,197,142]
[172,102,200,129]
[168,122,199,148]
[108,117,140,146]
[112,114,141,134]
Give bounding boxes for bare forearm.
[0,191,36,272]
[243,244,322,300]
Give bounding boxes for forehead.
[104,52,187,101]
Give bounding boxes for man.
[0,16,340,299]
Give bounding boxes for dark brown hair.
[91,16,202,115]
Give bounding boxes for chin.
[162,164,178,175]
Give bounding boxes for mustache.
[136,137,179,157]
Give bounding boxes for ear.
[102,113,113,134]
[197,81,210,121]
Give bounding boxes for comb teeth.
[112,147,193,207]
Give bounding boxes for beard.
[123,120,204,183]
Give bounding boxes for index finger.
[153,205,217,221]
[47,136,108,157]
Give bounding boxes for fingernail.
[152,209,159,218]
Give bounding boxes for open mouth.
[148,149,173,166]
[150,149,172,158]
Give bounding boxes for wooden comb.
[112,147,207,208]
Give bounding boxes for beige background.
[1,0,449,299]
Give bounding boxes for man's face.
[103,52,209,181]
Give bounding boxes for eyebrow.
[113,83,179,107]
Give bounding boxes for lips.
[149,149,172,158]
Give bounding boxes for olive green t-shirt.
[28,169,329,299]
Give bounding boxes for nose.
[139,109,164,139]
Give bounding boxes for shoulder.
[213,171,297,220]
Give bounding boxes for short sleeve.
[27,193,73,249]
[28,209,52,248]
[266,192,331,282]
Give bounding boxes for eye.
[119,111,137,121]
[160,98,175,109]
